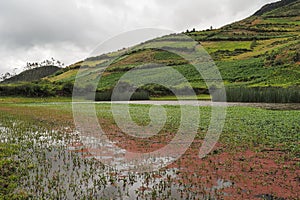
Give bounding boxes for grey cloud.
[0,0,100,47]
[0,0,278,73]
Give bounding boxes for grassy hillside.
[1,0,300,101]
[48,0,300,86]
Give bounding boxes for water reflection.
[1,122,233,199]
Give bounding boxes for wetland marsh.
[0,100,299,199]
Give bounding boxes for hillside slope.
[2,66,60,84]
[253,0,298,16]
[1,0,300,99]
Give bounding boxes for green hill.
[1,0,300,101]
[1,66,60,84]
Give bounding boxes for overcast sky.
[0,0,277,74]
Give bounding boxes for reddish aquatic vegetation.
[166,140,300,199]
[100,120,176,153]
[68,142,84,149]
[82,120,300,199]
[70,119,300,199]
[137,186,151,192]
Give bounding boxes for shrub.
[250,39,257,49]
[60,82,74,96]
[0,83,56,97]
[92,90,149,101]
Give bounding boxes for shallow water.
[23,132,233,199]
[0,120,233,199]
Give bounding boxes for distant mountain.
[1,66,60,84]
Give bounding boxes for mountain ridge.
[1,66,60,84]
[253,0,298,16]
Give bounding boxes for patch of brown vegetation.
[100,122,300,199]
[251,18,263,26]
[110,49,156,67]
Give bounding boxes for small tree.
[2,72,12,80]
[294,52,299,62]
[250,39,257,50]
[61,82,74,96]
[24,58,64,71]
